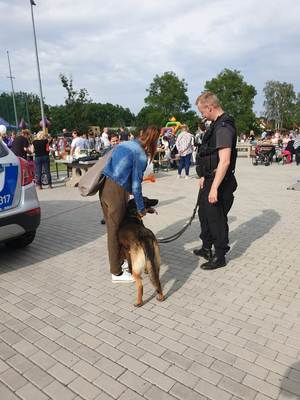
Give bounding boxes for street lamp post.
[6,51,18,130]
[29,0,46,132]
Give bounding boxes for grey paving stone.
[94,373,127,399]
[6,354,35,374]
[118,388,145,400]
[0,160,300,400]
[118,370,151,395]
[94,357,125,379]
[159,337,187,355]
[183,347,214,368]
[144,385,176,400]
[0,328,23,346]
[17,382,49,400]
[44,380,76,400]
[234,357,269,380]
[243,374,280,399]
[205,345,236,365]
[137,338,166,357]
[35,336,61,355]
[48,362,78,385]
[72,359,102,382]
[189,362,223,385]
[219,376,257,400]
[23,365,54,389]
[96,343,123,362]
[0,367,28,391]
[0,342,17,361]
[12,340,39,358]
[0,381,20,400]
[166,365,199,388]
[0,359,9,374]
[225,343,257,363]
[117,341,146,360]
[170,382,208,400]
[74,344,102,364]
[117,354,148,376]
[140,351,171,373]
[211,359,246,383]
[194,378,232,400]
[68,376,102,400]
[29,350,57,370]
[142,366,176,392]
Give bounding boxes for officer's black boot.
[193,247,212,260]
[200,255,226,270]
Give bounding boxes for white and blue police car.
[0,137,40,248]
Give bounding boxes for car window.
[0,141,9,158]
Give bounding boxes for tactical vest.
[196,113,237,178]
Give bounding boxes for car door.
[0,140,21,213]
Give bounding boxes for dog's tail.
[143,236,162,294]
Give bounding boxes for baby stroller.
[252,144,275,166]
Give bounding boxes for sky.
[1,0,300,116]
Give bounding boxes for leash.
[157,189,201,244]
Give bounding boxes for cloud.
[0,0,299,116]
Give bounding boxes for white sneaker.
[177,175,181,179]
[185,176,190,179]
[112,270,135,283]
[121,260,129,271]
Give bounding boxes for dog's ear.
[145,198,159,208]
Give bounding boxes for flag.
[30,0,36,5]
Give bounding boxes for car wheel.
[5,231,36,249]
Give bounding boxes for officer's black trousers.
[198,175,237,258]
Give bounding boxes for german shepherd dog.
[118,197,165,307]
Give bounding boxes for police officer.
[193,91,237,270]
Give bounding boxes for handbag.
[78,149,113,196]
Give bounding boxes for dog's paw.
[156,294,166,302]
[147,207,157,214]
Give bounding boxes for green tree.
[135,106,164,128]
[204,69,257,133]
[140,71,190,127]
[177,110,199,133]
[0,91,49,130]
[86,103,135,128]
[263,81,296,129]
[292,93,300,127]
[49,101,136,133]
[59,74,91,132]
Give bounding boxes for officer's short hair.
[195,91,220,108]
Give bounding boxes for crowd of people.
[2,90,300,280]
[0,126,136,189]
[1,117,299,196]
[239,129,300,165]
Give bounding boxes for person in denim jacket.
[100,127,160,282]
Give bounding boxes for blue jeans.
[178,153,192,176]
[35,155,52,186]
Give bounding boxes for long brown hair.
[139,126,160,160]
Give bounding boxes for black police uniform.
[196,113,237,262]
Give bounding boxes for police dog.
[118,197,165,307]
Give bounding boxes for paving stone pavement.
[0,158,300,400]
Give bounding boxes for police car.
[0,138,40,248]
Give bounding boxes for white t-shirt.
[101,132,110,148]
[71,137,86,156]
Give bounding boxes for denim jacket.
[103,140,147,212]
